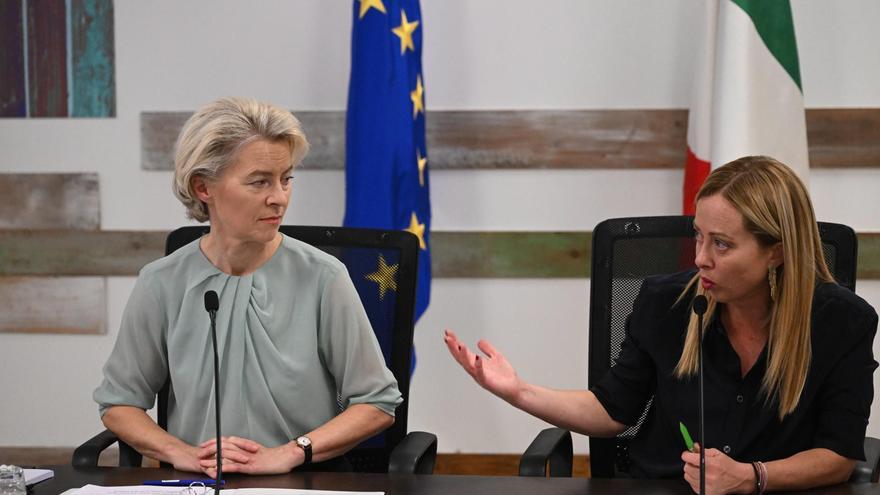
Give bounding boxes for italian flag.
[682,0,809,214]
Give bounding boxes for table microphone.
[204,290,222,493]
[693,294,708,495]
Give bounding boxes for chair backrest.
[160,225,420,473]
[587,215,858,478]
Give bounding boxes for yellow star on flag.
[405,211,427,250]
[391,10,419,54]
[410,75,424,119]
[365,254,398,300]
[417,149,427,186]
[358,0,386,19]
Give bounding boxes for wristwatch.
[295,435,312,465]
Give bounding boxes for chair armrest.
[388,431,438,474]
[518,428,573,477]
[72,429,119,467]
[72,429,143,467]
[850,436,880,483]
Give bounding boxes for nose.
[694,238,712,270]
[266,180,290,209]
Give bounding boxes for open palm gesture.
[444,329,523,403]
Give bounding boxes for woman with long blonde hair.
[445,156,877,493]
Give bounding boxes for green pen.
[679,421,695,452]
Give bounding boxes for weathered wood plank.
[0,230,165,276]
[1,230,878,280]
[141,109,880,171]
[141,112,345,171]
[432,231,591,278]
[0,0,27,117]
[807,109,880,168]
[0,276,105,334]
[70,0,116,117]
[26,0,68,117]
[0,173,100,230]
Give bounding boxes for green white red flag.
[683,0,809,214]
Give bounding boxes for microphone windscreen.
[692,295,708,316]
[204,290,219,312]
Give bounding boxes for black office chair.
[74,225,437,474]
[518,216,879,483]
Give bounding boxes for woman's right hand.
[168,443,215,477]
[444,329,524,404]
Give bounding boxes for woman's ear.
[192,175,211,203]
[770,242,784,267]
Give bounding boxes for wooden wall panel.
[141,109,880,171]
[806,109,880,168]
[0,0,27,117]
[70,0,116,117]
[1,230,878,280]
[26,0,68,117]
[0,276,105,334]
[141,112,344,170]
[0,230,164,276]
[0,173,100,230]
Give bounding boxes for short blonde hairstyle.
[172,97,310,222]
[675,155,834,419]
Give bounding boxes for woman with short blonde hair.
[172,96,310,222]
[95,97,400,477]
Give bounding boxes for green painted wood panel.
[141,109,880,171]
[70,0,116,117]
[1,230,878,280]
[0,173,100,229]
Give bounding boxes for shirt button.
[736,395,744,403]
[723,445,731,454]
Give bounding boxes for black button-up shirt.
[592,271,878,478]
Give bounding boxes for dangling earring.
[768,265,778,302]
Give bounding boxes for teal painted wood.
[70,0,115,117]
[26,0,69,117]
[0,0,27,117]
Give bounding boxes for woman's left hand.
[198,436,302,475]
[682,444,755,494]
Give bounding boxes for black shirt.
[592,270,878,478]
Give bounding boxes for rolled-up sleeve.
[318,268,403,416]
[93,275,168,417]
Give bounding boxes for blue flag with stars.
[344,0,431,323]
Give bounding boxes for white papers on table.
[24,468,54,486]
[67,486,383,495]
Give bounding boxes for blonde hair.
[674,156,834,419]
[172,97,310,222]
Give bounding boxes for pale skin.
[103,138,393,476]
[445,194,856,494]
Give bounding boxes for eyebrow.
[244,167,294,179]
[693,223,732,239]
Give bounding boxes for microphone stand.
[693,295,708,495]
[205,291,222,494]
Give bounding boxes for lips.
[700,277,715,290]
[259,216,282,224]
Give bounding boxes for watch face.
[297,436,311,448]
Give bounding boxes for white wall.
[1,0,879,455]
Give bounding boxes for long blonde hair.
[674,156,835,419]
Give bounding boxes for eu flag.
[344,0,431,323]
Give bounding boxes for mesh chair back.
[161,225,419,473]
[587,216,857,478]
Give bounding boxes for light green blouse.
[94,234,402,447]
